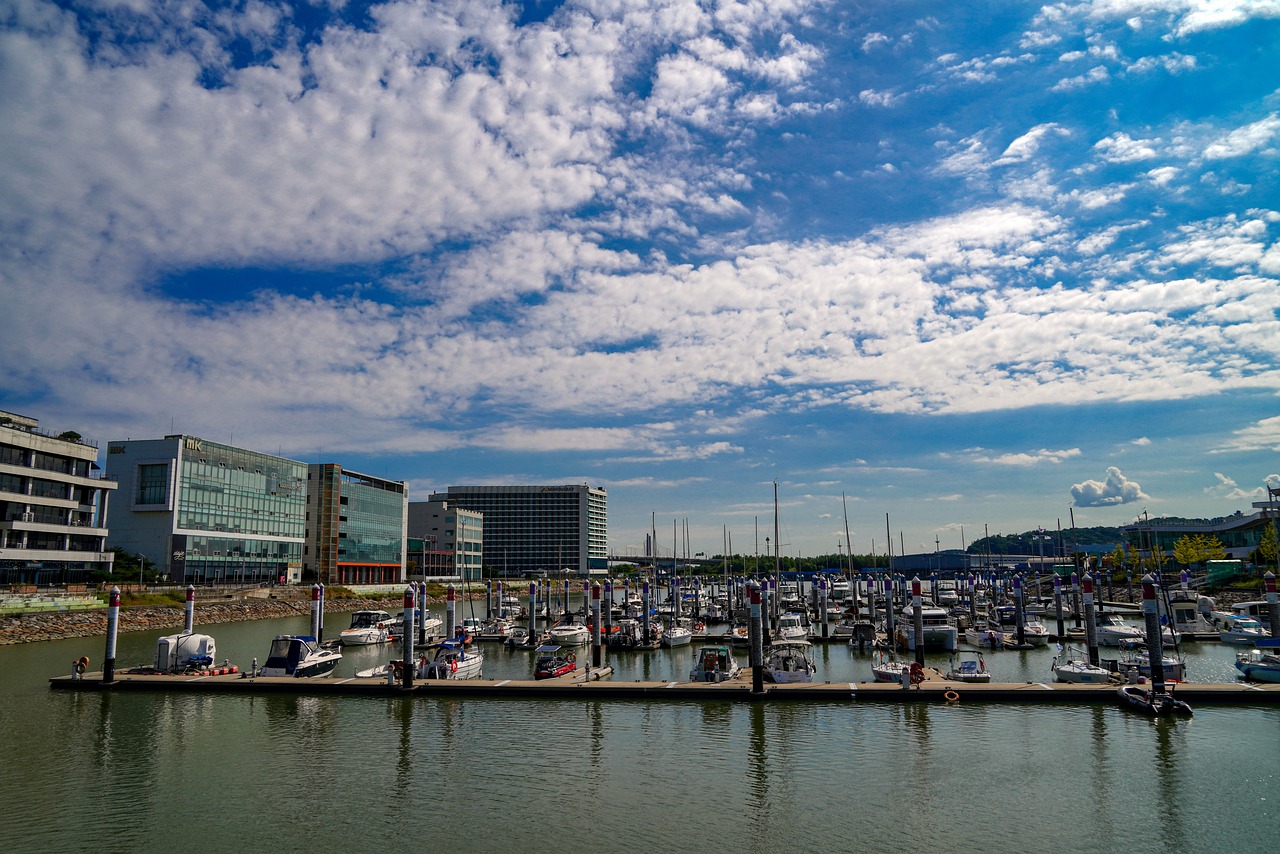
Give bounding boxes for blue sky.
[3,0,1278,560]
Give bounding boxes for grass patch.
[119,591,187,608]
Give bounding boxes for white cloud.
[996,123,1070,165]
[1072,466,1149,507]
[1094,132,1159,163]
[1204,114,1280,159]
[1212,416,1280,453]
[969,448,1083,466]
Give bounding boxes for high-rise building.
[423,484,606,576]
[406,499,483,580]
[304,463,407,586]
[104,435,306,584]
[0,410,116,585]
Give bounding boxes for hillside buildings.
[0,410,116,585]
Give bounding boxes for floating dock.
[50,668,1280,705]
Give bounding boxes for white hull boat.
[690,645,742,683]
[765,640,816,683]
[421,640,484,680]
[259,635,341,678]
[548,623,591,646]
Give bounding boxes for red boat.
[533,644,576,679]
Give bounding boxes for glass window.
[138,463,169,504]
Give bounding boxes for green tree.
[1258,521,1279,572]
[1172,533,1226,568]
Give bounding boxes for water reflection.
[1153,718,1189,850]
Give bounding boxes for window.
[137,464,168,505]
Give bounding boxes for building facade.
[304,464,407,586]
[104,435,306,584]
[406,500,483,580]
[1121,490,1280,563]
[425,484,607,576]
[0,411,116,585]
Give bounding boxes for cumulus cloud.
[1204,114,1280,159]
[1072,467,1149,507]
[968,448,1082,466]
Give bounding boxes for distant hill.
[968,527,1124,556]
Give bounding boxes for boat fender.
[944,690,960,703]
[909,662,925,685]
[449,659,458,674]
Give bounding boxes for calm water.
[2,607,1277,853]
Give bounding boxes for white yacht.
[765,640,816,683]
[894,604,958,651]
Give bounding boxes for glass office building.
[105,435,306,584]
[305,464,407,585]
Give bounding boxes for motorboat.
[388,615,443,642]
[1095,614,1145,647]
[504,625,537,648]
[894,604,958,651]
[339,610,394,646]
[533,644,577,679]
[764,639,816,683]
[421,639,484,680]
[460,617,486,639]
[153,632,217,673]
[1235,640,1280,683]
[722,623,751,648]
[259,635,342,678]
[1116,685,1192,717]
[689,645,742,683]
[943,650,991,683]
[661,619,693,647]
[548,622,591,646]
[1218,616,1267,645]
[1051,646,1112,684]
[964,623,1010,649]
[776,612,809,641]
[1104,644,1187,682]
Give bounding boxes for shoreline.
[0,595,432,646]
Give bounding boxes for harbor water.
[2,607,1277,853]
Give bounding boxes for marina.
[6,590,1280,854]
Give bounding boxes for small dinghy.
[1116,685,1192,717]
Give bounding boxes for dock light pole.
[591,582,602,668]
[912,577,924,666]
[1053,574,1065,643]
[1082,574,1099,667]
[184,585,195,634]
[402,585,415,690]
[1266,572,1278,639]
[1140,574,1167,695]
[528,581,538,639]
[318,583,325,642]
[102,586,120,684]
[819,578,829,639]
[446,584,456,640]
[1071,572,1081,629]
[748,582,764,694]
[309,584,321,639]
[1014,575,1026,647]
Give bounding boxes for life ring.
[390,660,403,676]
[909,662,925,684]
[566,652,576,664]
[449,659,458,673]
[944,690,960,703]
[694,622,706,632]
[74,656,89,675]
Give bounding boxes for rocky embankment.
[0,593,417,646]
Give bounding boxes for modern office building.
[425,484,606,576]
[1121,487,1280,562]
[406,499,484,580]
[0,410,116,585]
[304,464,407,586]
[104,435,306,584]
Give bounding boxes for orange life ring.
[909,662,925,684]
[73,657,88,675]
[449,659,458,673]
[944,690,960,703]
[566,652,576,664]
